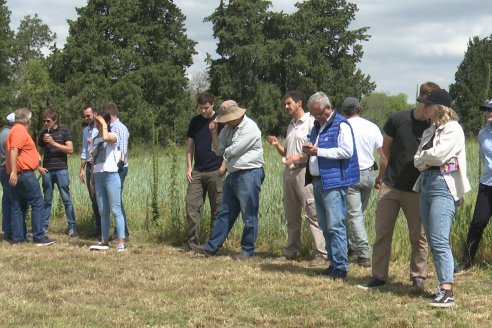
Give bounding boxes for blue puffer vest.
[309,113,360,191]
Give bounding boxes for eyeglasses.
[43,119,52,123]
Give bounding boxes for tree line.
[0,0,491,149]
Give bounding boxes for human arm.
[375,134,392,189]
[186,137,194,183]
[96,116,117,143]
[267,136,286,157]
[209,119,220,155]
[8,148,19,186]
[315,122,354,159]
[42,135,74,154]
[80,159,86,183]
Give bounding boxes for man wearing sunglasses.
[38,108,78,237]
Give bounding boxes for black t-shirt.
[383,109,430,191]
[38,125,73,170]
[187,113,223,172]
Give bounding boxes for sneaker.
[189,243,215,257]
[35,237,56,247]
[429,288,455,308]
[68,228,78,238]
[355,257,371,268]
[357,277,386,290]
[90,242,110,251]
[116,243,127,252]
[310,254,327,267]
[454,261,472,275]
[411,277,426,292]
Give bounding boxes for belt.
[427,166,441,171]
[17,169,34,176]
[360,166,374,171]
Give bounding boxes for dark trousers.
[85,163,101,229]
[462,183,492,262]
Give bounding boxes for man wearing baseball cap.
[455,98,492,274]
[190,100,265,260]
[0,113,16,240]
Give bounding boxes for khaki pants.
[185,169,224,244]
[283,167,326,258]
[371,183,428,281]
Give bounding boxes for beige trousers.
[371,183,428,281]
[283,167,327,258]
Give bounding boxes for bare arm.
[80,159,87,183]
[267,136,286,157]
[375,134,392,189]
[42,135,74,154]
[186,138,194,183]
[8,148,19,186]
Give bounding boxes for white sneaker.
[90,242,110,251]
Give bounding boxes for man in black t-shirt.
[38,108,77,237]
[359,82,441,291]
[183,92,225,249]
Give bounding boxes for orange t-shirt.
[6,124,40,173]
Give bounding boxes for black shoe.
[357,277,386,290]
[189,243,215,257]
[328,269,347,281]
[319,265,334,276]
[454,261,472,274]
[232,252,253,260]
[355,257,371,268]
[429,288,454,308]
[35,237,56,247]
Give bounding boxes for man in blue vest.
[303,92,359,280]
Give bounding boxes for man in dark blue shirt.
[184,92,225,249]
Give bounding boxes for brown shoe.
[310,254,327,266]
[189,243,215,257]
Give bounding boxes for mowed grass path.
[0,236,491,328]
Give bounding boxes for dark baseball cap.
[479,99,492,111]
[418,88,452,107]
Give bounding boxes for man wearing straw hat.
[190,100,265,260]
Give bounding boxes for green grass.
[1,139,492,327]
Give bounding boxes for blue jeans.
[345,169,375,259]
[118,166,129,236]
[205,167,265,255]
[42,169,77,230]
[0,166,12,238]
[86,163,101,229]
[313,178,349,272]
[419,170,457,284]
[10,171,44,242]
[94,172,125,241]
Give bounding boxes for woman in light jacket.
[413,88,470,308]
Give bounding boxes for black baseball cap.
[418,88,452,107]
[479,99,492,111]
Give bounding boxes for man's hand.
[8,171,18,187]
[374,176,383,189]
[43,134,54,145]
[302,143,317,156]
[267,136,278,146]
[186,168,193,183]
[209,119,219,134]
[38,167,48,175]
[79,168,85,183]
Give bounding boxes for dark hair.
[343,106,361,117]
[43,108,58,122]
[197,92,215,105]
[419,82,440,99]
[283,91,305,104]
[102,102,119,117]
[102,112,111,124]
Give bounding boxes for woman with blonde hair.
[413,88,470,307]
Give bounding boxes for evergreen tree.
[0,0,14,112]
[52,0,197,142]
[450,35,492,135]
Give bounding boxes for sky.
[7,0,492,102]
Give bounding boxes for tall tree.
[12,14,56,67]
[449,35,492,135]
[206,0,375,135]
[52,0,197,142]
[0,0,14,111]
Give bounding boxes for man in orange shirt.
[6,108,55,246]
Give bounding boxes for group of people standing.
[183,86,492,308]
[0,103,130,251]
